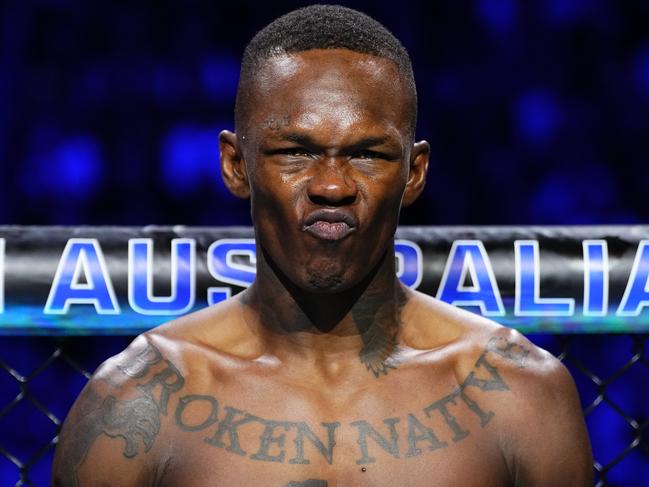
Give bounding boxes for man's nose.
[306,158,358,207]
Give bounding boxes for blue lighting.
[54,137,104,197]
[514,90,560,144]
[201,55,239,101]
[476,0,518,33]
[545,0,589,25]
[161,124,231,197]
[633,46,649,98]
[21,135,104,200]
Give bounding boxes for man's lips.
[303,209,358,241]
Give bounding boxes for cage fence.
[0,334,647,487]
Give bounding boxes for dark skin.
[52,49,593,486]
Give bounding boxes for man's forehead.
[261,115,292,132]
[261,47,394,67]
[246,50,411,138]
[255,49,402,88]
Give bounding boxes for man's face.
[223,49,428,293]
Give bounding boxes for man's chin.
[302,261,354,293]
[305,273,346,293]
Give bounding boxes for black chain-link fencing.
[0,334,647,486]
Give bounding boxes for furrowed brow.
[344,137,392,151]
[278,134,393,148]
[267,133,402,156]
[282,133,318,146]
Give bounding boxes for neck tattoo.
[354,285,407,378]
[359,326,399,378]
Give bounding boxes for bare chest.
[162,444,508,486]
[161,421,508,487]
[155,371,512,486]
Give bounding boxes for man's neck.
[239,243,409,378]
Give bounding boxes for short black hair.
[235,4,417,136]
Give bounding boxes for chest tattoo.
[57,335,529,486]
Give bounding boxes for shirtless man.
[52,5,593,486]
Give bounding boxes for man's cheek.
[371,189,403,217]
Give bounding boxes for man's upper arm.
[496,331,593,487]
[51,334,180,487]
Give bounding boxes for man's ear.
[220,130,250,199]
[402,140,430,207]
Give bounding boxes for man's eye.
[277,148,311,157]
[353,150,383,160]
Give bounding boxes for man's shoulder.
[88,297,247,393]
[53,329,194,485]
[406,293,589,473]
[52,301,244,485]
[405,291,572,405]
[144,295,244,351]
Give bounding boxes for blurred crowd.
[0,0,647,227]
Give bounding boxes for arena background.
[0,0,648,485]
